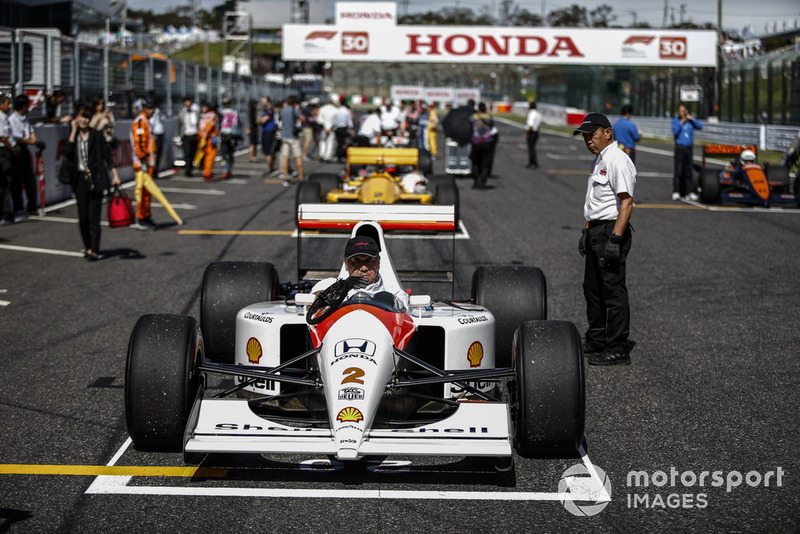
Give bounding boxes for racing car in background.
[124,217,585,469]
[296,146,459,222]
[697,144,800,207]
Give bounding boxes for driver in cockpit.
[312,236,410,310]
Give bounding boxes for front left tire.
[125,314,203,451]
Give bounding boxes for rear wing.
[702,143,757,167]
[297,203,455,232]
[346,147,419,167]
[296,204,457,294]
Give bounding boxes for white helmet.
[740,149,756,163]
[400,173,427,194]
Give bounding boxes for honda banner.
[283,25,717,67]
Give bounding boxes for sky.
[125,0,799,35]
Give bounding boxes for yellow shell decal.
[246,337,262,364]
[467,341,484,368]
[337,407,364,423]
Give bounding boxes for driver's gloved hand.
[343,275,369,290]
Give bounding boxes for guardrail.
[510,101,798,152]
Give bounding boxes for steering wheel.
[306,279,350,325]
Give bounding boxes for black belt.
[587,219,615,229]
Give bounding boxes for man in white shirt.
[149,97,165,175]
[176,97,199,176]
[317,97,338,162]
[574,112,635,366]
[8,94,43,218]
[0,93,14,225]
[357,108,382,146]
[379,102,402,136]
[332,101,353,162]
[524,101,542,169]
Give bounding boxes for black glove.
[35,140,46,151]
[343,275,369,290]
[578,229,587,257]
[604,233,623,268]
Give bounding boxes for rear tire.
[434,177,460,225]
[201,262,280,363]
[472,266,547,368]
[513,320,584,457]
[699,168,720,204]
[308,172,339,198]
[296,181,322,218]
[125,314,203,452]
[418,148,433,176]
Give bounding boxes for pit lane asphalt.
[1,121,798,533]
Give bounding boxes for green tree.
[547,4,589,27]
[589,4,616,27]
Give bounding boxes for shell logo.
[246,337,262,364]
[336,407,364,423]
[467,341,484,368]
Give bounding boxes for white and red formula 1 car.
[125,211,584,468]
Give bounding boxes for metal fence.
[0,27,305,121]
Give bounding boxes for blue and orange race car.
[698,144,799,207]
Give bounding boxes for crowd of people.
[242,95,447,186]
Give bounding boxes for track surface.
[1,121,798,533]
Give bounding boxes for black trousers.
[154,134,164,174]
[0,149,11,220]
[334,128,349,160]
[220,134,235,174]
[182,134,198,176]
[583,221,632,354]
[526,130,539,166]
[75,173,103,252]
[673,145,694,196]
[10,147,36,214]
[471,142,493,186]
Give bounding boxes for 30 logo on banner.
[342,32,369,54]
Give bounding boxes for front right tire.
[513,320,584,457]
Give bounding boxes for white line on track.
[0,243,84,257]
[155,187,226,196]
[86,437,605,503]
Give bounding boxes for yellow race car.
[296,147,459,221]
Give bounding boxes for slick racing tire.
[296,181,322,218]
[125,314,203,452]
[699,168,721,204]
[433,177,460,225]
[308,173,339,198]
[472,265,547,368]
[513,320,584,457]
[418,148,433,177]
[201,262,280,364]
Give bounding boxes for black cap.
[573,112,612,135]
[140,97,155,109]
[344,236,380,260]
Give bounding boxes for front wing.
[184,398,512,457]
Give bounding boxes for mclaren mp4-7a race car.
[296,146,459,222]
[697,144,799,207]
[124,219,584,469]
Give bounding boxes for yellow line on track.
[633,203,704,210]
[178,230,293,236]
[0,464,228,478]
